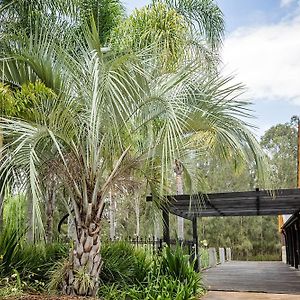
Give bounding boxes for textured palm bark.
[63,222,102,296]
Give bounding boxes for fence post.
[159,238,163,253]
[209,248,217,267]
[282,246,287,263]
[226,248,232,261]
[162,208,170,246]
[192,217,200,272]
[219,248,225,264]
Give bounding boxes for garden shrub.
[101,241,152,285]
[0,225,68,293]
[99,244,204,300]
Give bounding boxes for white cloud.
[222,13,300,105]
[280,0,295,7]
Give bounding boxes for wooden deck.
[202,261,300,294]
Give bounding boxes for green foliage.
[199,216,281,261]
[99,245,203,300]
[199,248,209,269]
[261,120,297,188]
[162,0,225,50]
[48,257,71,292]
[0,0,125,46]
[196,127,291,261]
[0,270,23,298]
[0,197,68,291]
[0,227,25,276]
[160,246,197,283]
[0,81,56,119]
[101,241,152,284]
[111,2,188,72]
[80,0,125,45]
[0,83,15,116]
[3,194,27,235]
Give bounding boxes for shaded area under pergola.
[146,188,300,271]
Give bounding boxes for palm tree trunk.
[64,222,102,296]
[174,159,184,240]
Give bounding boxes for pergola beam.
[147,188,300,219]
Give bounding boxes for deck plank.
[202,261,300,294]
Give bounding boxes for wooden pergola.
[147,188,300,271]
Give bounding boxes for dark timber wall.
[282,211,300,269]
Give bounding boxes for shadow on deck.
[202,261,300,295]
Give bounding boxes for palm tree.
[111,0,224,73]
[0,0,124,45]
[111,0,226,239]
[0,0,126,236]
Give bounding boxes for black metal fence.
[110,236,196,256]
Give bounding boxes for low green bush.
[100,241,152,285]
[246,254,281,261]
[0,226,68,294]
[99,244,204,300]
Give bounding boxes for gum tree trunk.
[174,159,184,240]
[45,187,56,243]
[109,190,116,240]
[134,196,140,237]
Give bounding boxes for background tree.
[110,0,224,72]
[261,118,297,188]
[195,118,298,261]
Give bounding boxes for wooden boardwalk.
[202,261,300,294]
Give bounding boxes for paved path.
[202,291,300,300]
[202,261,300,294]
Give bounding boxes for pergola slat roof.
[146,188,300,220]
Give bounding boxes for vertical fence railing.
[108,236,231,270]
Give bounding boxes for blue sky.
[123,0,300,137]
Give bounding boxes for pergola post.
[294,222,299,269]
[162,207,170,246]
[192,216,200,272]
